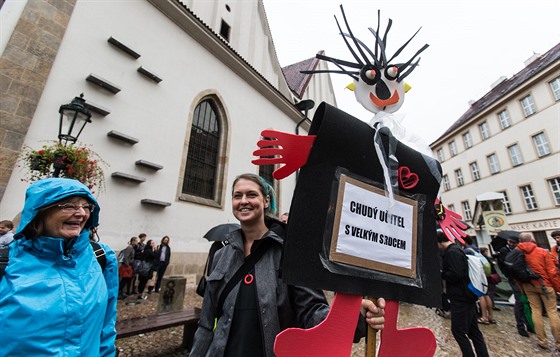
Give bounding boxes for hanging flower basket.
[29,154,42,170]
[19,141,108,194]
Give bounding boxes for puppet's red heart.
[378,300,436,357]
[398,166,419,189]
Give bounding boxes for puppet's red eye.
[366,70,376,80]
[385,66,398,80]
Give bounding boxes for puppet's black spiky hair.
[302,5,429,83]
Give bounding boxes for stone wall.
[164,251,207,281]
[0,0,76,200]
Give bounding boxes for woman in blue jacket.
[0,178,119,356]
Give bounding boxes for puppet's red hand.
[274,293,362,357]
[435,198,467,245]
[378,300,436,357]
[252,129,316,180]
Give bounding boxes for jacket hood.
[265,216,286,241]
[16,178,100,235]
[517,241,537,254]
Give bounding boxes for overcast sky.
[263,0,560,144]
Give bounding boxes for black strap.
[216,239,272,317]
[0,241,106,281]
[0,247,9,280]
[90,241,107,272]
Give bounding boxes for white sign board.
[329,174,418,278]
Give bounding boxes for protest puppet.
[253,5,467,356]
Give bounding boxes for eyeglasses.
[57,203,95,213]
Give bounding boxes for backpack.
[465,248,492,276]
[504,249,541,282]
[466,254,488,297]
[0,241,106,281]
[196,240,229,297]
[136,260,152,277]
[117,250,125,263]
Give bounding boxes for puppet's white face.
[353,65,406,114]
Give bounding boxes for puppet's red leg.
[274,293,362,357]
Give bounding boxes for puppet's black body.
[282,102,442,307]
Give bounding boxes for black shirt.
[224,267,264,356]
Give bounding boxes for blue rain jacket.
[0,178,119,356]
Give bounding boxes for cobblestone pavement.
[116,286,559,356]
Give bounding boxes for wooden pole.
[365,297,378,357]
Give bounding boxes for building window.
[462,200,472,220]
[182,99,221,200]
[443,175,450,191]
[532,132,551,157]
[520,94,536,117]
[455,169,464,186]
[448,204,455,212]
[220,20,231,42]
[497,109,511,129]
[469,162,480,181]
[479,121,490,140]
[463,131,473,149]
[549,177,560,206]
[487,154,500,174]
[508,144,524,166]
[437,148,445,162]
[550,77,560,101]
[449,141,458,156]
[520,185,538,210]
[258,137,275,187]
[499,191,512,214]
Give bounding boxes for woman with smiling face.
[191,173,385,357]
[0,178,118,356]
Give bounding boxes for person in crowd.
[463,235,480,253]
[137,239,157,300]
[154,235,171,293]
[550,230,560,268]
[0,220,14,248]
[438,231,489,357]
[517,232,560,351]
[496,235,532,336]
[280,212,289,223]
[0,178,118,356]
[475,247,496,324]
[118,236,138,299]
[480,247,500,312]
[190,173,385,356]
[462,236,495,325]
[435,234,451,319]
[130,232,147,294]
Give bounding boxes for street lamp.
[294,99,315,180]
[294,99,314,135]
[58,93,92,146]
[53,94,92,177]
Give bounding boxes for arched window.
[182,100,220,200]
[258,136,274,185]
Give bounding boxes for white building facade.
[0,0,336,275]
[431,44,560,250]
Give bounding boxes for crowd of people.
[117,234,172,300]
[437,229,560,355]
[2,175,560,356]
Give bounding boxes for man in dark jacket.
[438,231,489,357]
[496,236,531,337]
